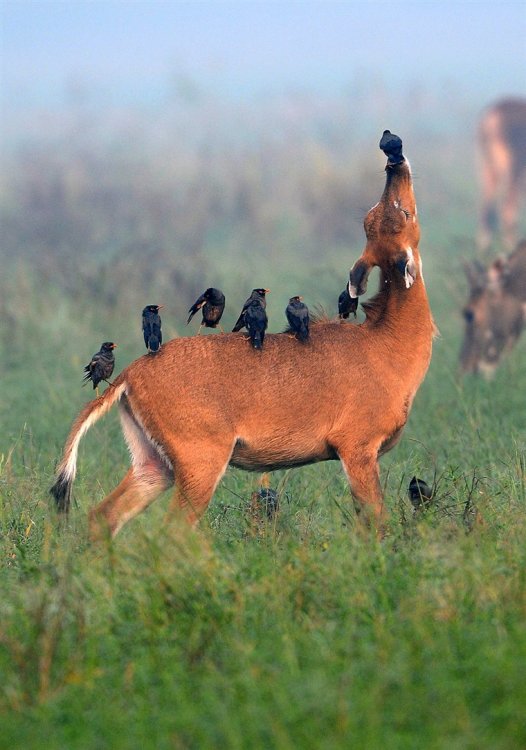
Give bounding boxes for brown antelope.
[478,97,526,251]
[460,239,526,376]
[51,131,435,538]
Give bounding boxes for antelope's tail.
[50,380,127,512]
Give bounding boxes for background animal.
[477,97,526,251]
[460,239,526,376]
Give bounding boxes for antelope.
[51,131,435,539]
[460,239,526,376]
[477,97,526,251]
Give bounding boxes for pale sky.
[1,1,525,106]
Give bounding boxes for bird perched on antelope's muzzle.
[232,288,269,350]
[142,305,163,353]
[379,130,404,165]
[338,287,358,319]
[187,287,226,334]
[82,342,116,397]
[286,296,310,342]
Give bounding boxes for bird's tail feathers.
[251,330,263,349]
[298,324,310,343]
[148,337,161,353]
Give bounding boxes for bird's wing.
[298,305,309,323]
[142,316,152,345]
[152,318,162,344]
[187,294,206,324]
[232,311,246,332]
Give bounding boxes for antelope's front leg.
[337,448,387,538]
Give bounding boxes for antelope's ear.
[487,255,509,289]
[349,259,372,298]
[463,259,486,290]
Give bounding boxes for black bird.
[379,130,404,165]
[408,476,434,511]
[250,487,280,520]
[245,300,268,349]
[187,287,226,334]
[286,295,310,342]
[338,287,358,319]
[232,288,269,332]
[142,304,163,353]
[82,342,116,397]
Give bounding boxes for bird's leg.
[95,386,100,398]
[218,324,225,334]
[104,379,116,388]
[197,324,203,336]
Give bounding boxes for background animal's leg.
[478,156,500,252]
[338,451,386,536]
[501,178,519,250]
[89,464,172,539]
[167,443,234,526]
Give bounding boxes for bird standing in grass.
[286,296,310,342]
[82,342,116,397]
[142,305,163,353]
[253,473,280,517]
[408,476,434,511]
[232,288,269,330]
[338,287,358,319]
[187,288,226,333]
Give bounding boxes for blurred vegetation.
[1,91,526,748]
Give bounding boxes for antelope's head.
[349,131,421,299]
[460,256,525,377]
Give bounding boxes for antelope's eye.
[463,308,474,323]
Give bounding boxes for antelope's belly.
[229,435,337,472]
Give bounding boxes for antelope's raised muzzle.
[379,130,404,165]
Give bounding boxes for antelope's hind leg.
[167,440,236,526]
[89,401,173,539]
[89,465,172,540]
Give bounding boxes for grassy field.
[1,105,526,748]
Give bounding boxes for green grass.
[1,123,526,748]
[2,269,526,749]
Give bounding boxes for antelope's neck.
[366,272,434,368]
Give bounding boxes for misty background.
[1,0,525,443]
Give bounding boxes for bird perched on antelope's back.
[187,287,226,334]
[232,288,269,332]
[286,296,310,342]
[338,287,358,319]
[142,305,163,353]
[82,342,116,397]
[408,476,434,511]
[245,300,268,350]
